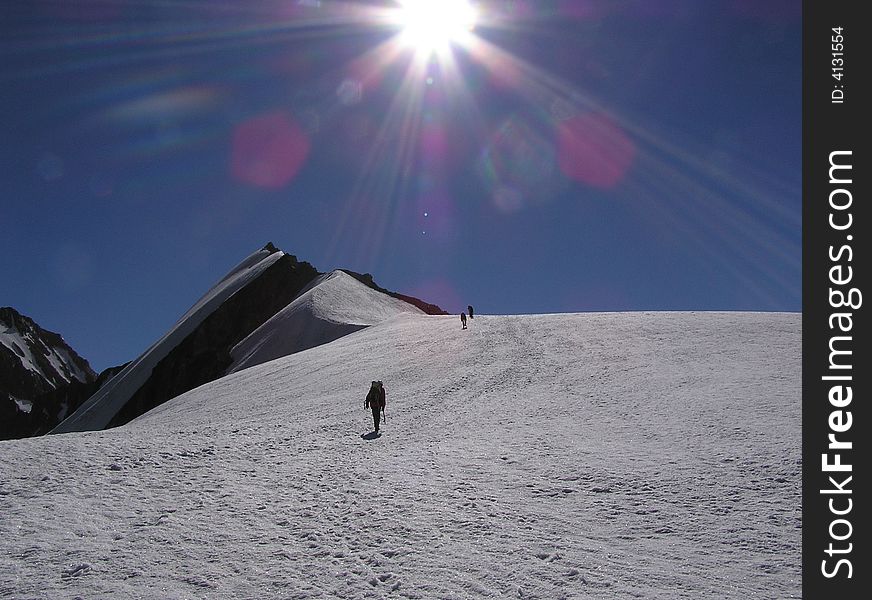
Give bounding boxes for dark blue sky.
[2,0,801,372]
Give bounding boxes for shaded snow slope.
[1,312,800,599]
[50,249,284,434]
[228,270,424,373]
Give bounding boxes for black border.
[803,2,867,597]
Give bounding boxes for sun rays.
[325,1,799,307]
[13,1,799,308]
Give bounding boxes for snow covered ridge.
[228,270,424,373]
[50,248,291,434]
[50,245,434,434]
[0,311,800,599]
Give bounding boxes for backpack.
[366,382,383,409]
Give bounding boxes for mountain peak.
[49,244,445,434]
[1,307,98,439]
[0,307,96,388]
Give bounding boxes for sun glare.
[395,0,477,54]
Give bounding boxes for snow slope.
[50,248,285,434]
[228,270,424,373]
[0,311,801,599]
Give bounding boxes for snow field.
[0,312,800,599]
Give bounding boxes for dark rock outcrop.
[1,307,98,440]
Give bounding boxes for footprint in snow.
[535,551,561,563]
[61,563,91,579]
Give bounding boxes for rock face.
[106,252,319,427]
[51,246,318,433]
[0,307,98,439]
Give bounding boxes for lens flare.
[557,113,636,189]
[230,111,310,189]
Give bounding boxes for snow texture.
[50,249,284,433]
[1,311,800,599]
[228,270,424,373]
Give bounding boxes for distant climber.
[365,380,386,432]
[460,312,467,329]
[468,305,474,319]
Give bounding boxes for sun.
[394,0,477,54]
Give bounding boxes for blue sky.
[1,0,801,372]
